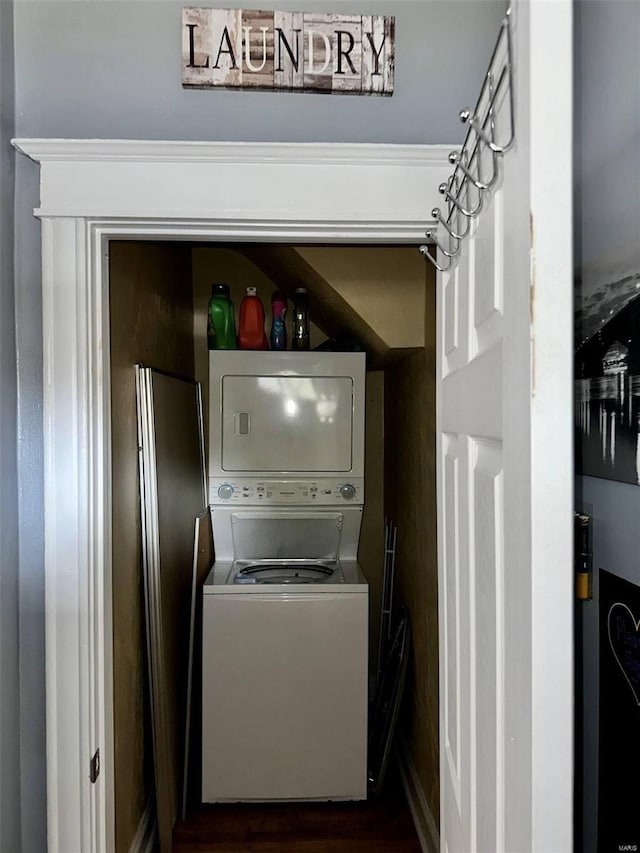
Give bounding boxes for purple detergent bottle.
[270,290,288,350]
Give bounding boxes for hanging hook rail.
[419,239,455,273]
[456,9,515,159]
[439,179,484,219]
[421,8,515,272]
[432,207,464,249]
[443,198,472,241]
[442,174,476,240]
[449,145,498,193]
[459,67,515,154]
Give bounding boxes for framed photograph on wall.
[575,278,640,485]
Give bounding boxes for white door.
[436,3,573,852]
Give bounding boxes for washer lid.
[233,562,339,585]
[230,511,343,561]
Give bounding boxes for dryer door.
[221,374,354,473]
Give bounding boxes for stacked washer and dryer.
[202,351,369,803]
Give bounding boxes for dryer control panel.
[209,478,364,506]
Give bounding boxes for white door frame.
[12,139,452,853]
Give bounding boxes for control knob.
[217,483,234,500]
[339,483,356,501]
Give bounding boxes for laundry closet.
[108,240,438,852]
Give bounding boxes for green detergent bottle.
[207,284,237,349]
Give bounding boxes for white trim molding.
[396,736,440,853]
[13,139,452,237]
[40,216,114,853]
[13,138,452,165]
[12,138,453,853]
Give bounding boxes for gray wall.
[0,1,21,851]
[14,0,506,143]
[10,0,505,847]
[575,2,640,850]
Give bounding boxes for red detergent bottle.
[238,286,269,350]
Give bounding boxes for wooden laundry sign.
[182,8,394,95]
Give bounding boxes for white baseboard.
[396,736,440,853]
[129,796,157,853]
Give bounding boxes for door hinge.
[90,749,100,784]
[575,512,593,601]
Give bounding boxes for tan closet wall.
[110,242,194,853]
[294,246,425,350]
[384,265,439,819]
[359,371,385,676]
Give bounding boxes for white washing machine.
[202,351,369,802]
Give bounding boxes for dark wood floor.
[173,771,422,852]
